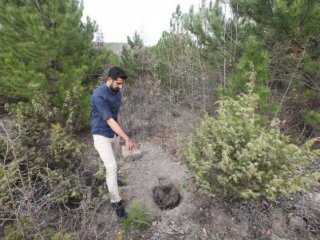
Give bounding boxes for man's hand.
[124,137,135,151]
[107,118,135,150]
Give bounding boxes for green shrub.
[6,222,77,240]
[0,88,104,210]
[4,224,23,240]
[121,202,150,232]
[4,217,33,240]
[32,228,76,240]
[180,88,320,200]
[0,124,84,206]
[49,123,82,171]
[302,110,320,131]
[59,86,91,132]
[50,231,76,240]
[0,88,106,238]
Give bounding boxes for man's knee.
[105,162,117,175]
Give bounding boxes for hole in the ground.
[152,181,181,210]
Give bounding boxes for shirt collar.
[104,84,116,95]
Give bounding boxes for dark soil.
[152,180,181,210]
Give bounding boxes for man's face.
[108,77,124,92]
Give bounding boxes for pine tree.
[120,31,148,80]
[183,0,239,88]
[230,0,320,133]
[0,0,96,104]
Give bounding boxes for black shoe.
[112,200,127,218]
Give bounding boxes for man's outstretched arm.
[107,118,134,150]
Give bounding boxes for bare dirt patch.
[73,119,319,240]
[113,136,320,239]
[116,141,251,239]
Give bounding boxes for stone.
[121,146,143,161]
[257,234,282,240]
[309,192,320,203]
[288,216,306,231]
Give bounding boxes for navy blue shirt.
[90,84,122,138]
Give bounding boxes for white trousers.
[93,134,121,203]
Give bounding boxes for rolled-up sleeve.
[92,95,113,122]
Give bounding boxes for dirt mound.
[152,181,181,210]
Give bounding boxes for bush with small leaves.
[180,88,320,200]
[49,231,76,240]
[4,224,23,240]
[0,90,104,237]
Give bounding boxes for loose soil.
[87,133,320,240]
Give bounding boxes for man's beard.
[111,86,120,92]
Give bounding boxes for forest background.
[1,0,320,239]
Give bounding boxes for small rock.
[309,192,320,203]
[152,221,157,226]
[202,227,207,236]
[288,216,307,230]
[121,146,143,161]
[265,228,271,235]
[257,234,281,240]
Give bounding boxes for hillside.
[104,42,128,55]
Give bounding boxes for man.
[90,66,134,218]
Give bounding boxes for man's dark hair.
[107,66,128,80]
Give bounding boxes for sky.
[82,0,203,46]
